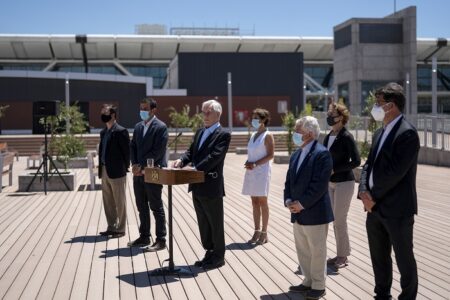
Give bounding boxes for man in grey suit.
[129,98,168,252]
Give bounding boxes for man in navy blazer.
[359,83,419,300]
[173,99,231,270]
[129,98,168,251]
[284,116,333,300]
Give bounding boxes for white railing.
[313,112,450,151]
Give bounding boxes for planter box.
[53,157,88,169]
[273,152,291,164]
[235,147,248,155]
[18,171,76,192]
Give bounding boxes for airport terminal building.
[0,6,449,132]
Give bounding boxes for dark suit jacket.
[323,127,361,182]
[130,117,168,169]
[98,123,130,179]
[358,116,420,218]
[180,126,231,198]
[284,141,334,225]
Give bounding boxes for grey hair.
[295,116,321,139]
[202,99,222,116]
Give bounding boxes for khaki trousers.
[293,222,328,290]
[328,180,354,257]
[101,166,127,233]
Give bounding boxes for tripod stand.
[26,117,70,194]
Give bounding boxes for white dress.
[242,131,272,196]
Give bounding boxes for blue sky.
[1,0,449,38]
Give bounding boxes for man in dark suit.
[359,83,419,300]
[129,98,168,251]
[285,116,333,300]
[173,99,231,270]
[98,104,130,238]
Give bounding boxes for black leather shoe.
[194,250,213,267]
[142,240,166,252]
[109,232,125,238]
[99,230,114,236]
[289,284,311,293]
[127,236,150,247]
[202,258,225,270]
[305,289,326,299]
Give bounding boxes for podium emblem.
[151,170,159,181]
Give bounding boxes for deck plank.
[0,155,449,299]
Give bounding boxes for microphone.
[168,132,183,148]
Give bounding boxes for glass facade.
[304,64,333,89]
[52,64,122,75]
[123,65,167,88]
[417,65,450,91]
[0,64,46,71]
[418,96,450,114]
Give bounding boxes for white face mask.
[371,105,385,122]
[292,132,303,146]
[251,119,260,128]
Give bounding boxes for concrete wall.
[333,6,417,114]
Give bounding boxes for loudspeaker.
[33,101,60,117]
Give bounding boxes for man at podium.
[173,99,231,270]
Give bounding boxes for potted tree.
[352,91,381,182]
[45,102,88,169]
[167,105,203,160]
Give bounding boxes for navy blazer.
[284,140,334,225]
[98,123,130,179]
[130,117,168,169]
[358,116,419,217]
[180,126,231,198]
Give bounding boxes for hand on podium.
[172,159,182,168]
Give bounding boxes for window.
[123,65,168,88]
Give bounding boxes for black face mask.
[101,114,112,123]
[326,115,339,126]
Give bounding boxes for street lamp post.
[227,72,233,132]
[65,73,70,134]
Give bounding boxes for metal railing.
[313,112,450,151]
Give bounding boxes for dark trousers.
[133,176,166,241]
[193,194,225,259]
[366,212,418,300]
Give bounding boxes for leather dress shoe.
[127,236,150,247]
[305,289,326,299]
[194,250,213,267]
[99,230,114,236]
[289,284,311,293]
[142,240,166,252]
[109,232,125,238]
[202,258,225,270]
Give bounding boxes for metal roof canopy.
[0,34,448,63]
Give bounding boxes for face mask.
[326,115,339,126]
[140,110,150,121]
[293,132,303,146]
[101,114,112,123]
[251,119,260,128]
[371,105,385,122]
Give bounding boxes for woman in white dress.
[242,108,274,245]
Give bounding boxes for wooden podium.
[144,167,204,276]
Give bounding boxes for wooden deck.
[0,154,449,300]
